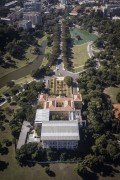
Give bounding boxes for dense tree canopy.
[62,20,72,70]
[64,76,73,86]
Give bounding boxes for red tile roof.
[38,94,82,112]
[113,104,120,119]
[72,6,81,13]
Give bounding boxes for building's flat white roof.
[56,77,64,81]
[35,109,49,123]
[17,121,31,149]
[28,134,40,143]
[41,121,80,141]
[5,1,17,7]
[1,18,11,21]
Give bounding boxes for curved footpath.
[0,41,47,89]
[87,41,94,58]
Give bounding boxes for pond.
[70,28,98,45]
[0,41,47,89]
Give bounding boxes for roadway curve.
[87,41,94,58]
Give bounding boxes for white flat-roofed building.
[34,109,50,128]
[17,92,84,149]
[17,121,32,149]
[0,17,11,25]
[41,121,80,149]
[27,130,40,143]
[5,1,17,8]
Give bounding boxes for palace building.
[17,93,86,149]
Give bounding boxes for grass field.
[41,57,48,67]
[70,28,97,72]
[0,43,52,96]
[73,66,84,73]
[72,43,89,72]
[1,151,120,180]
[0,45,37,79]
[0,34,48,79]
[1,145,120,180]
[40,43,56,72]
[104,85,120,103]
[40,45,52,67]
[0,75,33,96]
[14,75,33,85]
[38,34,48,45]
[0,146,80,180]
[70,28,97,45]
[72,43,89,67]
[0,86,9,96]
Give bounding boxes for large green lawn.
[0,143,120,180]
[73,66,84,73]
[72,43,89,72]
[0,75,33,96]
[70,28,97,45]
[104,85,120,103]
[40,45,52,67]
[0,34,48,79]
[0,45,37,79]
[70,28,97,72]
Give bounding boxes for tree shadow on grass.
[100,164,120,177]
[2,62,17,69]
[0,147,9,155]
[0,161,9,171]
[27,161,36,167]
[39,163,49,168]
[0,125,5,131]
[47,170,56,177]
[20,161,36,167]
[78,170,99,180]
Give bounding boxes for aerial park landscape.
[0,0,120,180]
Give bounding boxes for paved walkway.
[26,160,78,164]
[87,42,101,69]
[74,65,84,69]
[87,41,94,58]
[0,99,7,107]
